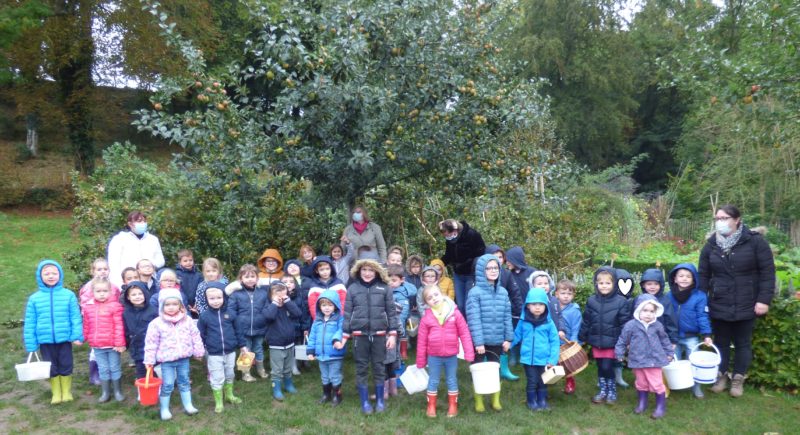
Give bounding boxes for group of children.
[23,239,711,421]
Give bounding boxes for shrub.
[751,292,800,391]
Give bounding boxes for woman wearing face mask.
[438,219,486,316]
[697,204,775,398]
[108,211,166,288]
[342,205,387,263]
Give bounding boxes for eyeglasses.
[714,216,733,221]
[485,266,500,271]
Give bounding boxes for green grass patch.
[0,211,797,433]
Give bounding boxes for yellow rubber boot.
[474,393,485,413]
[490,391,502,411]
[50,376,62,404]
[60,375,74,402]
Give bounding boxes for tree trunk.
[26,113,39,157]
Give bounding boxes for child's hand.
[333,341,344,350]
[113,346,126,353]
[558,331,567,341]
[386,336,396,350]
[703,337,713,346]
[304,330,309,338]
[189,305,198,314]
[307,355,316,361]
[617,358,625,362]
[501,341,510,352]
[241,347,249,353]
[340,235,349,244]
[273,297,283,306]
[475,345,486,355]
[145,364,153,371]
[73,340,82,346]
[667,355,673,362]
[194,356,203,361]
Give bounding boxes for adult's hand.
[755,302,769,316]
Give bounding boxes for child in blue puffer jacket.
[667,263,713,398]
[23,260,84,404]
[307,289,346,406]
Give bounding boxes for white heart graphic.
[618,278,633,296]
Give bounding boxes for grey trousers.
[207,352,236,389]
[269,346,295,380]
[353,335,387,387]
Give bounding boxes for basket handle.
[27,352,41,363]
[145,366,152,388]
[690,342,720,356]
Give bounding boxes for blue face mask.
[133,222,148,235]
[352,212,364,223]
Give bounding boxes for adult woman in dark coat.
[697,204,775,398]
[439,219,486,315]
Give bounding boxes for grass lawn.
[0,211,797,434]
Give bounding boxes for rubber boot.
[318,383,332,404]
[357,384,373,415]
[212,389,224,413]
[592,378,607,403]
[508,344,519,367]
[606,378,618,404]
[634,390,648,414]
[651,392,666,419]
[474,393,485,413]
[499,354,519,381]
[692,383,705,399]
[564,376,576,394]
[399,338,409,360]
[710,371,728,393]
[292,360,301,376]
[180,390,199,415]
[383,380,389,400]
[112,378,125,402]
[490,390,502,411]
[224,383,242,404]
[159,395,173,420]
[447,392,458,417]
[60,375,74,402]
[332,384,343,406]
[426,392,437,417]
[98,380,112,403]
[388,378,398,396]
[537,389,550,411]
[284,376,297,394]
[272,379,284,401]
[729,374,746,398]
[614,366,629,388]
[255,360,268,379]
[375,384,386,413]
[526,391,538,411]
[50,376,62,404]
[242,366,256,382]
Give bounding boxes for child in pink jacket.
[416,285,475,418]
[82,278,126,403]
[144,288,205,421]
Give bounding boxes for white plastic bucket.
[689,343,721,384]
[469,361,501,394]
[399,365,429,395]
[663,360,694,390]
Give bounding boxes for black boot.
[319,383,332,404]
[332,384,343,406]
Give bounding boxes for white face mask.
[715,220,732,236]
[445,233,458,241]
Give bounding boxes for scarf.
[715,223,744,253]
[430,299,452,326]
[352,220,369,235]
[672,288,692,304]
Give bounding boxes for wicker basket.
[558,341,588,377]
[236,350,255,371]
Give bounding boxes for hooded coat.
[122,281,158,361]
[307,256,347,321]
[512,288,560,367]
[527,270,566,333]
[82,290,126,349]
[143,288,205,365]
[505,246,532,319]
[343,259,398,339]
[615,294,674,368]
[416,297,475,367]
[486,244,523,319]
[175,263,203,307]
[429,259,455,300]
[198,282,245,356]
[264,285,303,347]
[466,254,514,347]
[635,268,679,343]
[698,225,775,321]
[441,221,486,276]
[667,263,712,338]
[23,260,84,352]
[579,267,631,349]
[404,254,425,290]
[307,289,346,361]
[257,248,285,283]
[227,279,270,337]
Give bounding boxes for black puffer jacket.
[121,281,158,361]
[343,259,398,338]
[579,267,632,348]
[698,226,775,322]
[441,221,486,276]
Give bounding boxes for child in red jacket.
[82,277,126,403]
[416,285,475,418]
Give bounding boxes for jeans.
[675,336,700,361]
[353,335,387,386]
[712,318,755,375]
[427,355,459,393]
[523,364,546,393]
[244,335,265,362]
[160,358,191,397]
[453,273,474,316]
[319,359,344,386]
[93,348,122,381]
[207,352,236,389]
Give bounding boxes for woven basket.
[558,341,588,377]
[236,351,255,371]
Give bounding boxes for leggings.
[596,358,614,379]
[712,318,755,375]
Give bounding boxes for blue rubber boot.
[283,377,297,394]
[159,395,173,421]
[592,378,607,404]
[499,354,519,381]
[537,390,550,411]
[272,379,285,401]
[375,384,386,413]
[606,378,618,404]
[526,391,539,411]
[357,384,373,415]
[180,390,199,415]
